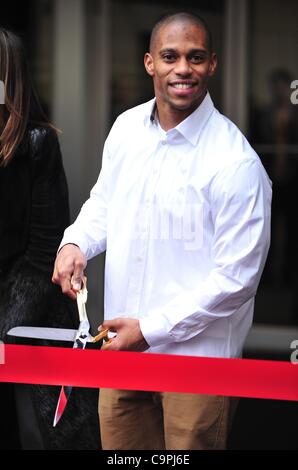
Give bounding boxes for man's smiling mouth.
[173,83,193,89]
[170,81,197,90]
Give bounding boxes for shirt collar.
[142,99,157,127]
[143,92,214,146]
[175,92,214,146]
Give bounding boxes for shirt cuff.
[58,229,90,259]
[139,315,174,348]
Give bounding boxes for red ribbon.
[0,345,297,401]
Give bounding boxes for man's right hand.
[52,244,87,299]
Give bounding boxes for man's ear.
[144,52,154,77]
[208,53,217,77]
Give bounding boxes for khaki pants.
[99,389,238,450]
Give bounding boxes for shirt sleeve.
[140,158,272,347]
[60,139,111,260]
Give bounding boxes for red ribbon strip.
[0,345,297,401]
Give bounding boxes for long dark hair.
[0,28,54,166]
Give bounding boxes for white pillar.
[84,0,111,326]
[53,0,86,216]
[223,0,249,134]
[84,0,111,190]
[52,0,111,326]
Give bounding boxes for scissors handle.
[74,277,110,343]
[92,328,110,343]
[76,277,88,323]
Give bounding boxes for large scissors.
[53,277,108,426]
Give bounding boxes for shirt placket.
[125,133,169,314]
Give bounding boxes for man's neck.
[157,108,191,131]
[156,95,205,132]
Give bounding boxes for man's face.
[144,20,217,116]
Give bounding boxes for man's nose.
[174,57,192,75]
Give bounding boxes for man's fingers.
[100,318,123,332]
[101,338,117,351]
[99,325,117,333]
[71,273,83,291]
[51,261,61,285]
[55,263,79,299]
[51,244,86,298]
[71,260,85,290]
[60,273,77,299]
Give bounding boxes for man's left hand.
[100,318,149,352]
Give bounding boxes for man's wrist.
[58,242,80,253]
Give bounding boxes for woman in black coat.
[0,28,99,450]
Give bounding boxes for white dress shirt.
[61,92,272,358]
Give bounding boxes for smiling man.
[145,13,216,128]
[53,12,272,450]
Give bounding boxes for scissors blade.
[53,385,72,427]
[53,328,88,427]
[7,326,80,342]
[53,279,91,427]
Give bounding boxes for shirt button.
[136,256,143,262]
[162,140,167,145]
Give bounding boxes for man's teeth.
[173,83,193,89]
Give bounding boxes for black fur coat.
[0,126,100,450]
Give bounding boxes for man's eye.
[163,54,175,62]
[190,56,204,63]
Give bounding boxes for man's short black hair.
[149,12,213,54]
